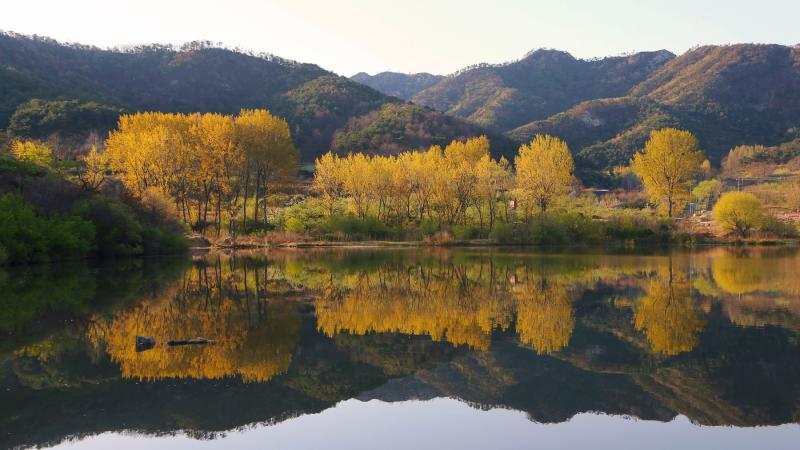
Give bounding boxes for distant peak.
[522,48,574,59]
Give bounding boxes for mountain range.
[2,31,800,179]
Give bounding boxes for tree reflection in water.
[86,255,300,382]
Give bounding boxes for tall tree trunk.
[216,191,222,237]
[242,175,249,232]
[253,170,261,225]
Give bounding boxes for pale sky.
[2,0,799,76]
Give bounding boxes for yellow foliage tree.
[104,110,297,234]
[76,146,109,192]
[630,128,704,217]
[712,192,763,238]
[514,135,575,215]
[10,139,53,166]
[311,137,510,228]
[313,152,344,217]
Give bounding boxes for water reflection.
[634,264,705,356]
[3,247,800,449]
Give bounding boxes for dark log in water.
[167,338,215,346]
[135,336,215,351]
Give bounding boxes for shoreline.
[195,237,800,251]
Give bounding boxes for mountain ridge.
[4,32,800,176]
[0,32,499,161]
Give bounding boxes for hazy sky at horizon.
[2,0,799,76]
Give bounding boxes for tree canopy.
[104,109,297,234]
[514,134,575,215]
[631,128,704,217]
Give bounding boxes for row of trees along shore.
[313,134,575,228]
[103,110,297,235]
[311,128,703,226]
[8,107,793,243]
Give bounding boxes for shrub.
[316,214,391,240]
[557,211,604,242]
[75,197,143,256]
[0,194,95,264]
[490,221,515,244]
[423,231,454,245]
[712,192,763,238]
[604,211,659,240]
[138,187,179,227]
[759,215,798,238]
[419,219,438,237]
[522,211,604,245]
[451,224,480,240]
[285,217,305,233]
[141,226,189,255]
[526,218,567,245]
[279,198,327,231]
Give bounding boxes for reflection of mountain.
[3,248,800,449]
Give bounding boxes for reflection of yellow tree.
[514,278,575,354]
[311,256,648,353]
[315,265,514,350]
[634,267,704,356]
[711,253,763,295]
[88,258,299,382]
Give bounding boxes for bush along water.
[0,193,187,265]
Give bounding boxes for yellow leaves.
[313,262,583,355]
[77,146,108,192]
[235,109,298,181]
[312,136,511,225]
[10,139,53,166]
[630,128,705,217]
[712,192,763,238]
[104,110,297,230]
[88,260,300,383]
[711,252,764,294]
[634,270,705,356]
[514,134,575,214]
[515,279,575,355]
[312,152,344,216]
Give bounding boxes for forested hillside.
[412,49,675,131]
[508,44,800,169]
[3,32,800,174]
[0,32,496,161]
[331,103,518,157]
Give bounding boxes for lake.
[2,247,800,450]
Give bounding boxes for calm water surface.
[2,247,800,449]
